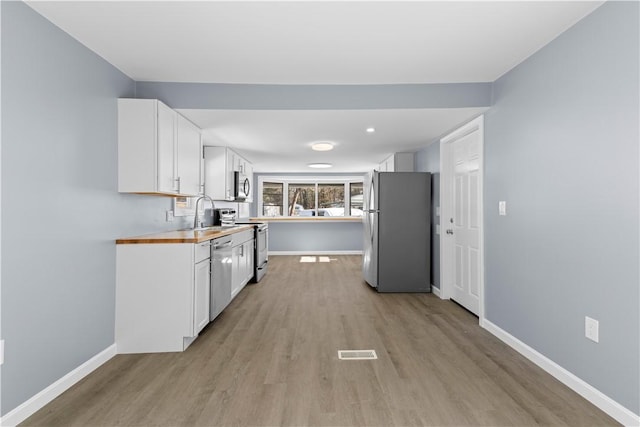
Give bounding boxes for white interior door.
[441,116,484,318]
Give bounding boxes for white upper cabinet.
[176,114,202,196]
[204,146,253,202]
[379,152,414,172]
[118,98,202,196]
[156,102,178,193]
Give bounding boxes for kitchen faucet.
[193,195,214,229]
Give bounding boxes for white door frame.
[439,115,485,325]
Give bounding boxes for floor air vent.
[338,350,378,360]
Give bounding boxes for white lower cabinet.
[244,239,254,284]
[116,241,211,353]
[231,230,255,298]
[193,257,211,335]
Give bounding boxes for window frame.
[257,175,365,218]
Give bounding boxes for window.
[318,184,345,216]
[288,183,316,216]
[258,176,364,217]
[350,182,364,215]
[173,196,197,216]
[262,182,284,216]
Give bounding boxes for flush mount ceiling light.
[308,163,333,169]
[366,127,376,133]
[311,141,335,151]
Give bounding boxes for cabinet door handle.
[175,177,181,193]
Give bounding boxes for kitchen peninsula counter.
[250,217,362,223]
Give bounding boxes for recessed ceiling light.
[308,163,333,169]
[366,127,376,133]
[311,142,334,151]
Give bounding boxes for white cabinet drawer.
[195,241,211,263]
[232,229,254,246]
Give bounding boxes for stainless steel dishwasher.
[210,235,233,322]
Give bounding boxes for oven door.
[257,225,268,266]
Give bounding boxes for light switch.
[499,201,507,216]
[585,316,599,343]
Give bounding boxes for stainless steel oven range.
[235,221,268,283]
[253,223,268,282]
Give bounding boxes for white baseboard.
[1,344,117,427]
[482,319,640,427]
[431,285,442,298]
[269,250,363,256]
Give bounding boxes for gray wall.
[136,81,491,110]
[0,2,190,415]
[268,222,363,252]
[415,143,441,289]
[484,1,639,414]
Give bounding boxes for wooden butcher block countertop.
[116,225,255,244]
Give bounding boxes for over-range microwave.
[233,171,251,201]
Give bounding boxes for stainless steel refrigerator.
[363,171,431,292]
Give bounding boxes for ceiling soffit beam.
[134,82,492,110]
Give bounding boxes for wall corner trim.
[431,285,442,298]
[1,344,117,427]
[482,319,640,426]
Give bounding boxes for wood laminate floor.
[22,256,618,426]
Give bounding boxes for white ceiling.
[27,1,603,172]
[179,108,488,172]
[27,1,603,85]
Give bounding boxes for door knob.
[446,229,454,235]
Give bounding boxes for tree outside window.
[350,182,364,215]
[288,183,316,216]
[318,184,345,216]
[262,182,283,216]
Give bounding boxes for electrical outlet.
[585,316,599,343]
[166,210,174,222]
[499,201,507,216]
